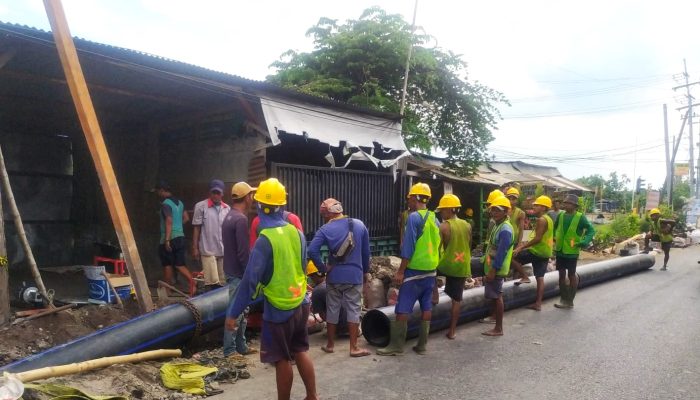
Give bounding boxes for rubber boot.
[554,286,571,309]
[569,285,576,308]
[377,320,407,356]
[412,320,431,355]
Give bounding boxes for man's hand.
[225,316,238,331]
[393,270,404,286]
[484,269,496,283]
[192,247,200,259]
[164,240,172,252]
[514,244,525,254]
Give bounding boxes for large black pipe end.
[362,309,391,347]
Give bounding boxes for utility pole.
[399,0,418,116]
[663,104,671,206]
[631,137,638,213]
[673,59,699,196]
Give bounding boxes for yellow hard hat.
[254,178,287,206]
[533,195,553,208]
[408,182,431,198]
[466,208,474,217]
[506,187,520,198]
[649,208,661,216]
[306,260,319,275]
[490,195,511,210]
[437,194,461,209]
[486,189,504,205]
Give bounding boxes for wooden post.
[0,174,9,324]
[43,0,153,313]
[0,145,51,306]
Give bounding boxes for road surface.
[222,247,700,399]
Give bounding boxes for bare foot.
[446,332,456,340]
[303,396,320,400]
[350,348,371,357]
[526,304,541,311]
[321,345,334,353]
[481,329,503,336]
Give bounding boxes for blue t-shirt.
[308,217,370,285]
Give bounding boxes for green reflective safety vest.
[258,224,306,310]
[407,210,441,271]
[160,198,185,243]
[528,214,554,258]
[438,218,471,278]
[554,211,582,256]
[484,220,513,277]
[510,207,525,244]
[652,219,674,243]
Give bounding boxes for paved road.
[223,247,700,400]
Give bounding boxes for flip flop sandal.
[478,317,496,324]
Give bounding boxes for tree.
[267,7,508,174]
[577,172,632,211]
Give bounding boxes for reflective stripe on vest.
[529,214,553,258]
[258,224,306,310]
[438,217,472,278]
[484,220,513,277]
[407,210,441,271]
[554,212,582,255]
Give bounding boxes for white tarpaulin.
[259,96,408,152]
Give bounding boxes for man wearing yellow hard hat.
[505,187,530,285]
[513,196,554,311]
[378,182,441,356]
[482,195,514,336]
[435,193,472,340]
[464,208,475,230]
[644,208,674,270]
[225,178,317,400]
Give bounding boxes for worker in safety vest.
[377,183,441,356]
[644,208,674,270]
[505,187,530,285]
[481,195,513,336]
[225,178,317,400]
[553,194,595,309]
[465,207,475,228]
[513,195,554,311]
[435,194,472,340]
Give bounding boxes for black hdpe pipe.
[362,254,655,347]
[1,286,232,373]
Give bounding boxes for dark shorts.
[555,256,578,275]
[260,304,310,364]
[440,275,467,302]
[661,241,672,253]
[159,236,186,267]
[484,277,504,300]
[515,250,549,278]
[395,275,436,314]
[651,234,661,242]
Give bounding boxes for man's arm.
[516,212,525,244]
[190,204,203,257]
[226,237,271,321]
[361,224,371,277]
[182,209,190,225]
[578,215,596,248]
[395,213,418,285]
[308,229,328,274]
[515,216,546,253]
[439,221,451,250]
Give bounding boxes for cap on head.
[254,178,287,206]
[563,194,579,206]
[649,208,661,216]
[533,195,553,209]
[320,198,343,214]
[486,189,504,205]
[436,194,461,210]
[231,181,257,199]
[209,179,225,194]
[153,180,171,192]
[490,195,511,210]
[506,187,520,198]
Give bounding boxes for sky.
[2,0,700,191]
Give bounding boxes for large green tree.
[267,7,507,174]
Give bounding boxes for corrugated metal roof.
[0,21,402,122]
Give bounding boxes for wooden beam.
[43,0,153,313]
[0,172,8,325]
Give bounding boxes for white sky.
[2,0,700,189]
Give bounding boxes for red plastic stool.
[93,256,127,275]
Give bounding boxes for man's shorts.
[514,250,549,278]
[555,256,578,275]
[326,283,362,324]
[661,241,672,253]
[159,236,186,267]
[484,277,504,300]
[395,275,435,314]
[201,255,225,285]
[440,275,467,302]
[260,304,310,364]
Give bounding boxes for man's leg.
[662,243,671,269]
[448,300,460,339]
[223,277,240,356]
[644,233,651,251]
[176,265,195,296]
[494,295,504,333]
[163,266,174,287]
[274,360,294,400]
[511,259,531,284]
[568,265,578,307]
[346,285,369,357]
[482,279,504,336]
[322,284,342,353]
[555,262,571,309]
[294,351,318,400]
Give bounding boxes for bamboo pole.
[15,349,182,383]
[42,0,153,313]
[158,280,190,298]
[0,172,8,324]
[102,271,124,308]
[0,145,51,306]
[12,303,76,325]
